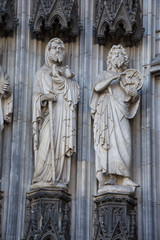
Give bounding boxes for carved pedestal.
[93,193,137,240]
[24,188,71,240]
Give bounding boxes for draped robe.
[32,64,80,185]
[90,71,140,178]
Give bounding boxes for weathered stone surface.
[93,193,137,240]
[0,48,13,203]
[150,55,160,75]
[0,49,13,133]
[90,45,143,194]
[24,188,71,240]
[29,0,81,41]
[94,0,144,46]
[0,0,18,36]
[0,0,159,240]
[31,38,80,190]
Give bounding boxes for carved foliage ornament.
[0,0,18,36]
[29,0,81,42]
[94,0,144,46]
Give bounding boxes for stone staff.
[49,100,56,182]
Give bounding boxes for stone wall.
[0,0,160,239]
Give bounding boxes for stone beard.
[90,45,143,194]
[32,38,80,189]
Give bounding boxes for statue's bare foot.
[122,177,140,187]
[105,177,116,185]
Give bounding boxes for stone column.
[24,188,71,240]
[0,191,3,238]
[93,193,137,240]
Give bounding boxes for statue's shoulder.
[34,65,47,81]
[34,68,42,76]
[97,70,113,82]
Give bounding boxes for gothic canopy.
[29,0,81,42]
[94,0,144,47]
[0,0,18,36]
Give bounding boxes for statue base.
[98,184,136,195]
[24,188,71,240]
[30,181,68,190]
[93,192,137,240]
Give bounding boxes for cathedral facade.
[0,0,160,240]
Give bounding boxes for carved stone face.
[111,49,125,70]
[48,41,65,63]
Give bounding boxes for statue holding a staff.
[32,38,80,189]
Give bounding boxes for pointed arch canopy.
[29,0,80,42]
[94,0,144,46]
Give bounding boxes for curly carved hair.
[107,45,129,71]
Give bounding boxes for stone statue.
[31,38,80,189]
[0,48,13,134]
[90,45,143,194]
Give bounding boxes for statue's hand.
[5,113,12,123]
[41,93,57,102]
[3,82,10,93]
[125,87,138,97]
[95,72,120,92]
[1,82,11,98]
[112,72,120,81]
[47,93,57,102]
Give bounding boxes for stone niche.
[93,193,137,240]
[24,188,71,240]
[29,0,81,42]
[94,0,144,47]
[0,0,19,36]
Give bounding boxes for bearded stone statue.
[31,38,80,189]
[90,45,143,194]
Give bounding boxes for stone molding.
[94,0,144,46]
[0,0,19,36]
[150,55,160,75]
[93,193,137,240]
[24,188,71,240]
[29,0,81,42]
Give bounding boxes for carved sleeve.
[94,72,120,92]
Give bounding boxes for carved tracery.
[94,0,144,46]
[93,194,137,240]
[24,189,71,240]
[29,0,81,42]
[0,0,18,36]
